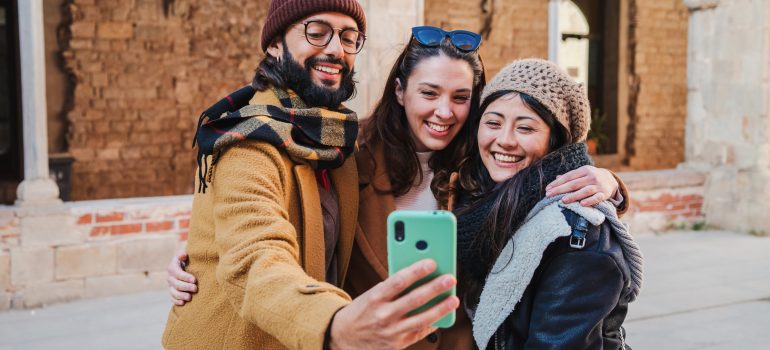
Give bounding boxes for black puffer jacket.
[490,209,633,350]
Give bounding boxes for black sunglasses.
[411,26,482,52]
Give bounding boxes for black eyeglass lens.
[340,30,362,51]
[305,22,333,46]
[416,29,444,46]
[452,33,477,51]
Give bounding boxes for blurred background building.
[0,0,768,309]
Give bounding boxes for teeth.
[426,122,450,132]
[494,153,521,163]
[314,65,340,74]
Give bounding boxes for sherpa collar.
[470,196,644,349]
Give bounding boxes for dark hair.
[251,43,285,91]
[360,37,486,204]
[456,90,572,304]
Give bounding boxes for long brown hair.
[360,37,486,204]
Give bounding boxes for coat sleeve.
[610,170,630,217]
[211,141,351,350]
[523,250,624,350]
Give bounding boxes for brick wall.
[424,0,548,76]
[0,196,190,310]
[64,0,269,200]
[620,169,706,233]
[626,0,689,169]
[0,169,707,309]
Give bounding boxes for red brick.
[146,221,174,232]
[173,211,191,217]
[179,232,188,241]
[111,224,142,235]
[77,214,93,225]
[96,212,124,223]
[638,203,666,212]
[668,203,686,211]
[90,226,111,237]
[178,219,189,229]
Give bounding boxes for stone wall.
[0,169,705,309]
[626,0,689,169]
[424,0,548,76]
[0,197,189,309]
[64,0,269,200]
[621,169,706,233]
[683,0,770,234]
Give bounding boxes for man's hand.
[545,165,619,206]
[329,259,458,350]
[167,251,198,305]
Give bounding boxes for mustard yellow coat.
[162,140,358,349]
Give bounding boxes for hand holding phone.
[387,210,457,328]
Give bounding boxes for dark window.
[0,0,23,204]
[563,0,621,156]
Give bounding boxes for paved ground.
[1,230,769,349]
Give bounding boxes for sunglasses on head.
[411,26,482,52]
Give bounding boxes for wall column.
[15,0,60,207]
[347,0,424,117]
[682,0,770,233]
[548,0,561,62]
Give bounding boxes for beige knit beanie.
[480,58,591,142]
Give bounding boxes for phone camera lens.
[395,221,405,242]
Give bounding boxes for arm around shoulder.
[610,171,630,216]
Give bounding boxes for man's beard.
[281,49,357,108]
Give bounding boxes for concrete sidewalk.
[1,230,769,349]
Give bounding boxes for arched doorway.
[557,0,622,158]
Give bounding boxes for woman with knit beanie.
[453,58,644,349]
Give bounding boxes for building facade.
[0,0,767,309]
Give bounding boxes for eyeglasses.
[300,20,366,54]
[411,26,482,52]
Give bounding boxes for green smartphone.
[387,210,457,328]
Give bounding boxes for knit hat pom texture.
[481,58,591,142]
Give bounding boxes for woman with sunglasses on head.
[166,26,631,349]
[452,58,643,349]
[340,26,627,349]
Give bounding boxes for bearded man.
[162,1,457,349]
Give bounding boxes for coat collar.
[291,155,359,286]
[329,157,359,285]
[353,143,396,280]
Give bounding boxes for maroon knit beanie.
[260,0,367,52]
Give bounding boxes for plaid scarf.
[193,86,358,192]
